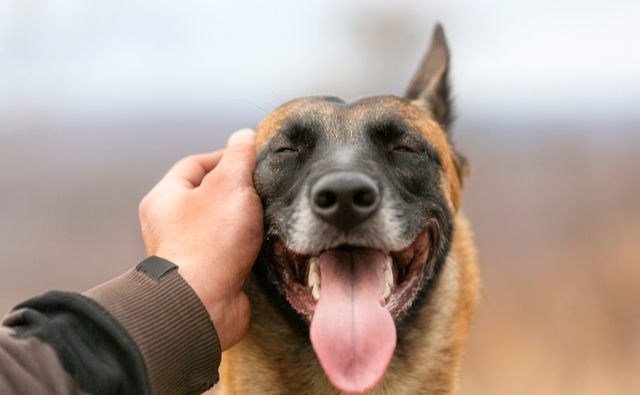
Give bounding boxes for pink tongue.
[310,249,396,394]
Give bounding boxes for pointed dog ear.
[405,23,452,132]
[406,24,470,187]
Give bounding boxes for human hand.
[138,129,263,351]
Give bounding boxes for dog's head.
[253,24,468,394]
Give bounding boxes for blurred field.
[456,122,640,394]
[2,119,639,394]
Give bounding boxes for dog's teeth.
[309,258,321,299]
[310,258,319,273]
[309,272,320,287]
[384,269,393,286]
[385,255,392,271]
[383,255,393,298]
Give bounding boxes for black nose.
[310,172,380,230]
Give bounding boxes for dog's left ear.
[405,23,452,133]
[405,24,470,187]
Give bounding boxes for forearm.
[0,256,221,395]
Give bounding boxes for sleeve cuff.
[84,256,221,395]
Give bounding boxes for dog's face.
[252,25,467,394]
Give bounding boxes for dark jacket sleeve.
[0,256,222,395]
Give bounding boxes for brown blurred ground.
[456,122,640,394]
[1,119,639,394]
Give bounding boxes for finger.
[162,150,224,189]
[214,129,257,187]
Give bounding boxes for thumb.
[214,129,257,188]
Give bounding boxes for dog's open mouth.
[271,228,432,320]
[268,226,434,393]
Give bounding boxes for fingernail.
[227,128,256,147]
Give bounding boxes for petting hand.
[138,128,263,351]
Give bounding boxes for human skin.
[138,128,264,351]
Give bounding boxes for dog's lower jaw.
[219,213,479,395]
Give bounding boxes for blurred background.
[1,0,639,393]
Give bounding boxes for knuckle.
[175,155,199,173]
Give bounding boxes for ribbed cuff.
[84,256,221,395]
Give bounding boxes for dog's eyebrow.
[281,118,321,142]
[367,115,429,143]
[368,117,404,137]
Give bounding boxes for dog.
[217,24,479,394]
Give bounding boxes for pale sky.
[1,0,639,132]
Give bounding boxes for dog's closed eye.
[393,146,423,154]
[274,147,298,153]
